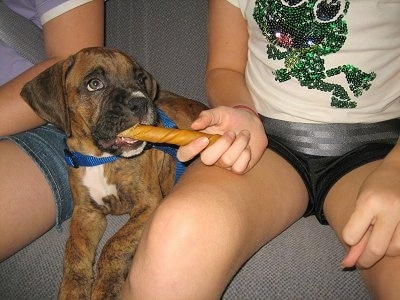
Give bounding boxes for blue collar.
[64,108,186,182]
[64,149,119,168]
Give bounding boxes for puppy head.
[21,47,159,157]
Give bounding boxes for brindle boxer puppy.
[21,47,207,300]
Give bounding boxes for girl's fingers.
[341,226,371,268]
[215,130,250,169]
[200,131,236,166]
[177,137,210,162]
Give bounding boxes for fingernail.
[226,131,236,139]
[342,266,357,271]
[196,137,210,146]
[241,130,250,137]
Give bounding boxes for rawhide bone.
[118,125,220,146]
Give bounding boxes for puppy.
[21,47,207,299]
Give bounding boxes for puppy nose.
[128,97,148,114]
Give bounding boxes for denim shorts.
[262,116,400,224]
[0,124,72,228]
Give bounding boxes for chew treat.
[118,125,220,146]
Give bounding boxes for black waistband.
[261,117,400,156]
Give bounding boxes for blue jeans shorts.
[261,117,400,224]
[1,124,72,228]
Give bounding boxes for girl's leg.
[0,140,55,261]
[123,149,309,299]
[324,161,400,299]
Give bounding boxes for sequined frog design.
[253,0,376,108]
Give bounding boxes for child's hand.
[341,162,400,268]
[177,106,267,174]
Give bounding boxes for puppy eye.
[87,78,104,91]
[135,72,146,85]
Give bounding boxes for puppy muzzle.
[92,89,157,156]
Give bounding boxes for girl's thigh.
[159,147,308,250]
[0,140,54,260]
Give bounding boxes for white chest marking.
[82,165,118,206]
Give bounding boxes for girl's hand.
[341,163,400,268]
[177,106,267,174]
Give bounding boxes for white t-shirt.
[226,0,400,123]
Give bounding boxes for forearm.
[206,0,254,112]
[0,58,62,135]
[206,68,256,111]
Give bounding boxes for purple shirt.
[0,0,91,85]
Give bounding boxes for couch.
[0,0,370,299]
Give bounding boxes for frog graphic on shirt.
[253,0,376,108]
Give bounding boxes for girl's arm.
[0,0,104,135]
[177,0,267,174]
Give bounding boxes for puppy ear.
[21,57,74,136]
[142,70,159,100]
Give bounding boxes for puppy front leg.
[58,206,107,300]
[91,204,156,300]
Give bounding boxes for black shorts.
[261,117,400,224]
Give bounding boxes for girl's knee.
[141,196,239,259]
[124,198,239,299]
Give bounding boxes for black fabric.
[263,116,399,223]
[263,116,400,156]
[269,138,395,223]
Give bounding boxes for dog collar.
[63,108,186,182]
[64,149,119,168]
